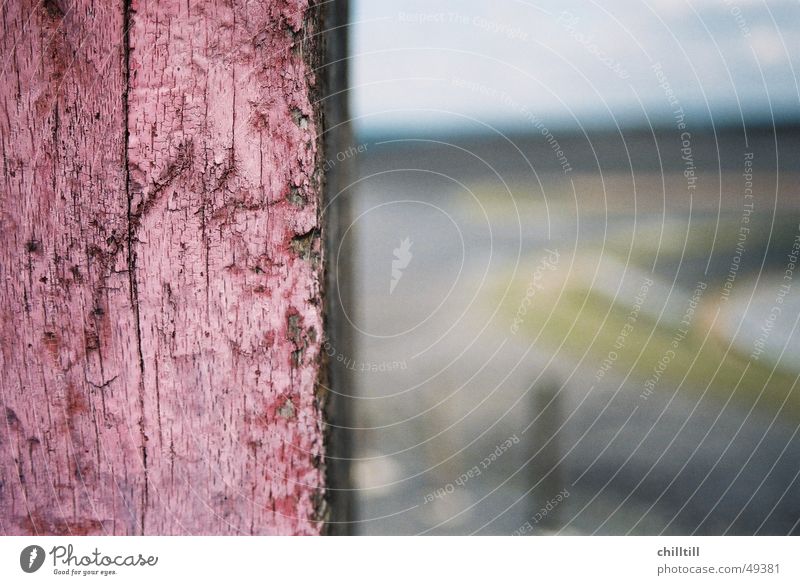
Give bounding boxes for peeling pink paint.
[1,0,327,535]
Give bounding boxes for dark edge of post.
[321,0,355,535]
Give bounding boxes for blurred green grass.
[498,258,799,421]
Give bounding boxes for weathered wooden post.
[1,0,333,535]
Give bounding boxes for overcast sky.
[350,0,800,133]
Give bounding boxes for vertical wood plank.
[0,0,145,535]
[127,0,325,534]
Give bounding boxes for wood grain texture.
[1,0,327,535]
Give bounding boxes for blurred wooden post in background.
[531,379,564,533]
[1,0,332,535]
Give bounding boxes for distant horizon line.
[353,110,800,141]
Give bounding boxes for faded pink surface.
[1,0,326,535]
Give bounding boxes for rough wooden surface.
[1,0,326,535]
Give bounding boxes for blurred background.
[327,0,800,534]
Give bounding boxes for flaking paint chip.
[278,400,296,419]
